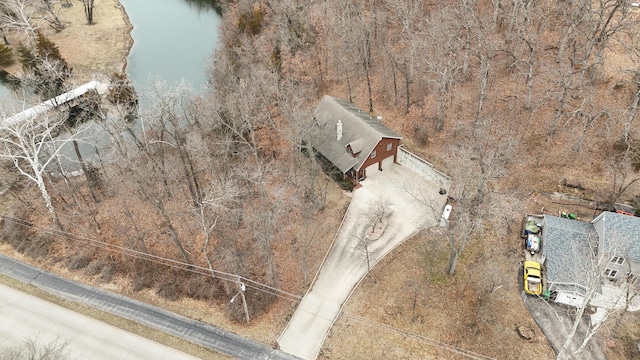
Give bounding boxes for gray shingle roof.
[542,215,599,295]
[308,96,402,173]
[593,212,640,262]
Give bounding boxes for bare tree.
[37,0,64,31]
[0,0,39,41]
[570,99,610,152]
[618,27,640,146]
[404,118,516,275]
[198,170,241,276]
[383,0,423,114]
[83,0,94,25]
[209,39,294,287]
[0,109,83,227]
[141,80,205,208]
[352,199,392,272]
[550,0,634,136]
[424,7,462,130]
[508,0,549,110]
[440,207,482,275]
[328,0,380,112]
[0,336,70,360]
[589,158,640,207]
[554,233,639,360]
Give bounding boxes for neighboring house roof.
[309,95,402,173]
[542,215,600,296]
[592,212,640,262]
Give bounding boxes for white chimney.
[337,120,343,141]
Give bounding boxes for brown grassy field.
[2,0,132,82]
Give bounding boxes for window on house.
[629,273,639,285]
[604,268,618,279]
[611,256,625,265]
[386,143,392,151]
[370,150,376,158]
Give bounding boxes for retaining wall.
[397,146,452,190]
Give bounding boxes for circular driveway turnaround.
[0,284,199,360]
[278,163,448,359]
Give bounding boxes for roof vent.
[337,120,343,141]
[377,115,383,122]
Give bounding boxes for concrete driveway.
[278,163,448,359]
[521,290,606,360]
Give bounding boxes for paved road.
[0,254,300,360]
[278,163,448,359]
[0,284,199,360]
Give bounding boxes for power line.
[2,216,302,302]
[2,216,495,359]
[342,312,497,360]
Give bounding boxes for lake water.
[0,81,17,109]
[1,0,221,170]
[120,0,221,89]
[1,0,221,104]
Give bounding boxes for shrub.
[106,72,138,113]
[237,8,265,36]
[17,33,71,99]
[613,136,640,170]
[132,260,155,292]
[233,287,276,322]
[186,274,220,301]
[414,124,429,146]
[85,259,106,276]
[67,252,91,270]
[0,214,30,249]
[23,233,53,259]
[270,44,282,72]
[99,264,115,283]
[157,280,182,301]
[85,164,104,191]
[156,270,184,301]
[0,212,52,259]
[0,44,14,67]
[310,152,356,191]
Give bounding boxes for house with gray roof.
[308,96,402,182]
[541,215,600,307]
[592,211,640,282]
[541,212,640,308]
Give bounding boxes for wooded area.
[2,0,640,358]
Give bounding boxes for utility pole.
[239,281,250,323]
[230,279,250,323]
